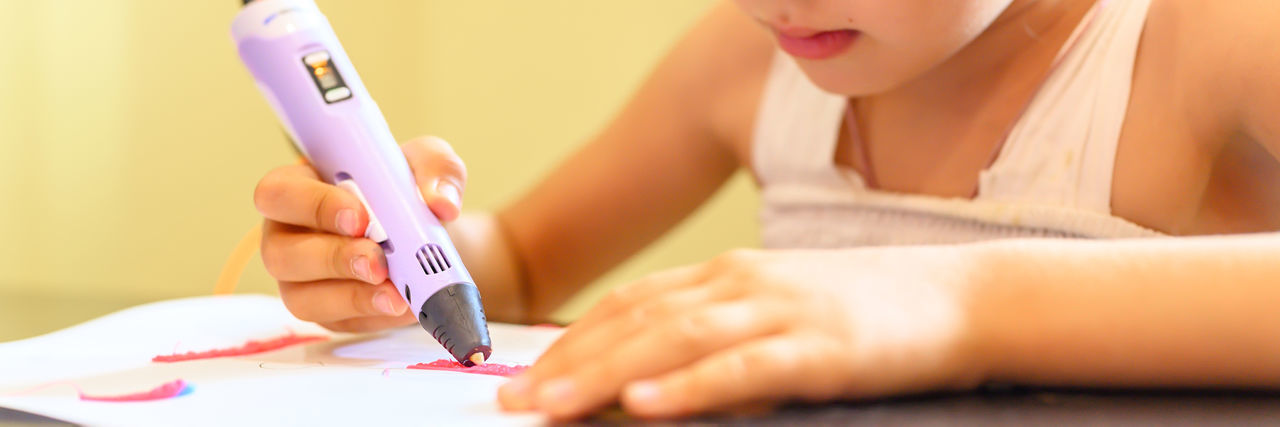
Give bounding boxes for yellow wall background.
[0,0,759,331]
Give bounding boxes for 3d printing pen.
[232,0,492,365]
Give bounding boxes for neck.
[866,0,1096,111]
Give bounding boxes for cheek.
[731,0,773,23]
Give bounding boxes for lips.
[774,28,859,60]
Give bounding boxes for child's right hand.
[252,136,468,332]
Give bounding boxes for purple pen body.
[232,0,491,364]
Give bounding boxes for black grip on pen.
[418,282,493,366]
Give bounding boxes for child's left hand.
[498,246,992,420]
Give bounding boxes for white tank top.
[753,0,1164,249]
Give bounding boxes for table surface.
[5,296,1279,425]
[6,388,1279,426]
[601,388,1280,426]
[737,390,1280,426]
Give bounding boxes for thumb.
[401,135,467,222]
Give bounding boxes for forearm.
[973,234,1280,388]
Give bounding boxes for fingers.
[571,264,710,330]
[498,265,709,394]
[254,164,368,236]
[261,221,388,284]
[525,300,789,420]
[278,279,409,324]
[527,283,729,379]
[621,335,838,419]
[321,310,418,333]
[402,136,467,222]
[498,280,737,412]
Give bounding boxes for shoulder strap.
[751,53,850,191]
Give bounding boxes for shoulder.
[1141,0,1280,141]
[1142,0,1280,71]
[1120,0,1280,233]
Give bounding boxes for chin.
[791,57,908,97]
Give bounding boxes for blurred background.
[0,1,759,341]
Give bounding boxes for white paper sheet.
[0,295,560,426]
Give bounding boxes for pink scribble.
[79,379,191,402]
[152,333,328,362]
[406,359,528,377]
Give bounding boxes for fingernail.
[351,256,373,283]
[336,209,359,236]
[499,377,534,410]
[502,376,531,397]
[624,381,662,410]
[436,181,462,208]
[537,378,575,408]
[372,291,403,316]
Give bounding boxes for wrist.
[953,240,1012,389]
[961,239,1052,387]
[447,213,532,324]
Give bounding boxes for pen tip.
[469,352,486,366]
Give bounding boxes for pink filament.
[79,379,188,402]
[406,359,529,377]
[152,333,328,362]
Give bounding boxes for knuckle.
[347,283,368,315]
[330,239,353,278]
[669,312,716,350]
[601,285,636,309]
[627,305,651,324]
[635,294,684,324]
[312,185,340,230]
[349,238,383,258]
[706,251,763,285]
[707,278,743,298]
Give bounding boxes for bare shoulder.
[1165,0,1280,57]
[671,1,776,167]
[1117,0,1280,233]
[1141,0,1280,138]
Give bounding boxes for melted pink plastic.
[152,333,328,362]
[406,359,529,377]
[79,380,189,402]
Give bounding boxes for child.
[251,0,1280,420]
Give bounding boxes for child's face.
[734,0,1017,95]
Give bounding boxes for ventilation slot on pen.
[415,244,453,275]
